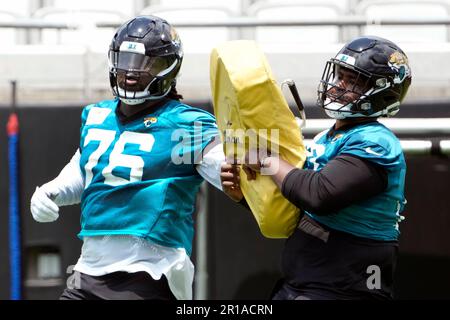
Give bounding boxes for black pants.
[273,215,398,300]
[60,271,176,300]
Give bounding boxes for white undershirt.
[60,143,225,300]
[73,236,195,300]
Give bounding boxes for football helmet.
[317,36,412,119]
[109,15,183,105]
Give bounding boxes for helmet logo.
[388,52,410,83]
[169,27,183,58]
[170,27,180,42]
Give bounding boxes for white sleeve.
[42,149,85,206]
[195,143,225,191]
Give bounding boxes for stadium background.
[0,0,449,300]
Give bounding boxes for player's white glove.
[29,149,84,223]
[30,184,60,223]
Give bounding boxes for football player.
[30,15,224,300]
[221,36,411,300]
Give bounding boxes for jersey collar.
[328,118,378,137]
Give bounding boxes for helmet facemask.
[318,60,376,119]
[109,46,180,105]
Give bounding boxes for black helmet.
[317,36,412,119]
[109,15,183,104]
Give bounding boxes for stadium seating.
[51,0,135,18]
[0,11,23,45]
[0,0,449,105]
[355,0,450,43]
[246,0,347,46]
[2,0,31,16]
[155,0,243,14]
[32,7,126,51]
[140,5,236,52]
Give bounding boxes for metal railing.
[96,16,450,29]
[303,139,450,156]
[0,20,77,30]
[302,118,450,135]
[2,16,450,31]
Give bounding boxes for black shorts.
[60,271,176,300]
[274,214,398,300]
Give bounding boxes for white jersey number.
[306,143,326,171]
[83,129,154,188]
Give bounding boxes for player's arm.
[255,154,387,215]
[195,136,224,191]
[30,149,85,223]
[195,139,252,213]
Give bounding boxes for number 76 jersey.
[78,98,218,256]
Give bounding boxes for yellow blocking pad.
[210,40,306,238]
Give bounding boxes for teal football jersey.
[304,121,406,241]
[78,98,218,255]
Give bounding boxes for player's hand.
[30,185,60,223]
[242,148,271,180]
[220,160,244,202]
